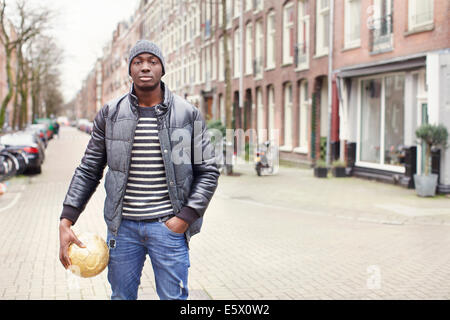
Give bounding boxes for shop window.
[359,74,405,170]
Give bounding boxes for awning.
[336,56,426,78]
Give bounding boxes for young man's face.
[130,53,163,91]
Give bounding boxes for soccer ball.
[68,232,109,278]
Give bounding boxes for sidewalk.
[222,160,450,227]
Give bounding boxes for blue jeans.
[107,219,190,300]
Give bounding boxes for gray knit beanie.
[128,40,166,76]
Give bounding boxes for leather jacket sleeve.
[183,108,220,218]
[61,106,108,224]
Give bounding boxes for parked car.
[25,124,49,148]
[77,118,90,132]
[85,122,93,134]
[57,116,69,126]
[0,132,45,174]
[34,118,55,140]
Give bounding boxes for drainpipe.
[325,0,335,167]
[239,0,244,111]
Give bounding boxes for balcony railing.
[369,14,393,52]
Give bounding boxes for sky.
[23,0,140,103]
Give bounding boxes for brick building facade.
[72,0,450,191]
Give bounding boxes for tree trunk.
[221,0,232,130]
[31,69,40,123]
[18,48,29,129]
[0,47,14,130]
[425,144,431,176]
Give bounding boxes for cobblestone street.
[0,126,449,300]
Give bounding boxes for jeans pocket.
[161,221,185,237]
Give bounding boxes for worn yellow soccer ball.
[68,233,109,278]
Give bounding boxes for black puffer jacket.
[62,82,220,241]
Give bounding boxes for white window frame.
[266,11,276,70]
[371,0,393,52]
[315,0,330,57]
[296,0,310,71]
[253,0,263,13]
[219,37,224,81]
[219,94,225,125]
[234,0,241,19]
[295,80,309,154]
[212,43,217,80]
[226,0,232,29]
[281,83,293,151]
[268,86,276,141]
[356,72,406,173]
[245,22,253,76]
[245,0,252,12]
[234,27,241,78]
[344,0,361,49]
[408,0,434,31]
[254,19,264,79]
[256,87,265,142]
[282,2,295,66]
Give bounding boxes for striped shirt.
[122,106,173,220]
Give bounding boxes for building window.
[205,0,212,38]
[245,23,253,75]
[268,85,276,141]
[256,87,265,142]
[370,0,393,52]
[266,11,276,69]
[282,2,295,65]
[234,28,241,78]
[253,0,263,12]
[219,37,224,81]
[234,0,241,18]
[298,80,309,153]
[344,0,361,48]
[296,0,309,69]
[219,93,225,125]
[245,0,252,12]
[226,0,232,29]
[408,0,433,31]
[283,83,293,148]
[212,43,216,80]
[358,74,405,170]
[315,0,329,56]
[206,46,211,90]
[218,1,223,27]
[254,19,264,78]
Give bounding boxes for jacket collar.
[128,81,172,116]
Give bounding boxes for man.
[59,40,220,300]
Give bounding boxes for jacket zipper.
[157,111,181,214]
[114,113,139,234]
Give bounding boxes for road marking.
[0,185,24,213]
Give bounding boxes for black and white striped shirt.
[122,106,173,220]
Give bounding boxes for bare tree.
[29,35,64,121]
[0,0,50,130]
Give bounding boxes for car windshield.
[0,134,35,146]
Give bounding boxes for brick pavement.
[0,126,449,300]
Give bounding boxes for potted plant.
[331,160,347,178]
[314,159,328,178]
[414,124,448,197]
